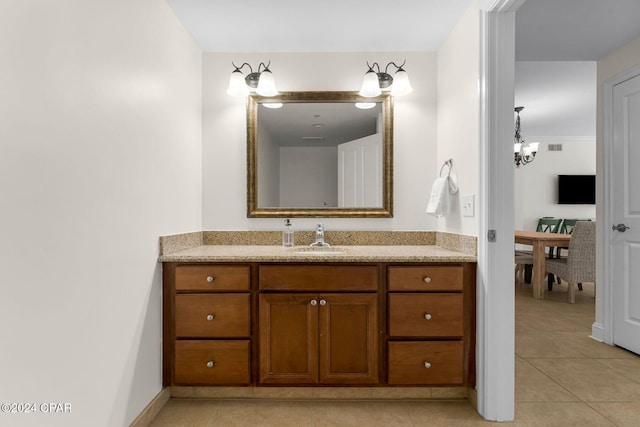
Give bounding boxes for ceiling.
[515,0,640,61]
[165,0,473,52]
[260,103,379,147]
[167,0,640,59]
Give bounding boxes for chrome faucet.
[310,223,330,247]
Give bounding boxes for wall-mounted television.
[557,175,595,204]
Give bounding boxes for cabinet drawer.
[259,265,377,291]
[388,294,463,337]
[388,266,463,292]
[175,265,249,292]
[175,294,250,338]
[388,341,463,385]
[174,340,250,385]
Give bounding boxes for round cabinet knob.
[206,361,215,368]
[310,300,318,306]
[206,276,214,283]
[423,277,432,284]
[424,313,432,320]
[424,361,432,369]
[206,314,215,321]
[319,299,327,306]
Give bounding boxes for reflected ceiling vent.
[548,143,563,152]
[301,136,325,142]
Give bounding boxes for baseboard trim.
[129,387,171,427]
[170,386,472,400]
[591,322,605,342]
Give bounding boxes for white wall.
[514,141,596,231]
[0,1,202,426]
[202,52,438,232]
[514,61,597,231]
[436,3,480,236]
[279,147,338,207]
[596,35,640,336]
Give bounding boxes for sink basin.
[291,246,347,255]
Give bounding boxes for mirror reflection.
[247,92,393,218]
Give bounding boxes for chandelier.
[514,106,539,167]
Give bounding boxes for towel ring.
[439,159,453,178]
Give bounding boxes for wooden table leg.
[532,241,546,299]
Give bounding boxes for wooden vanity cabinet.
[164,264,251,386]
[386,265,475,386]
[163,261,475,389]
[258,265,378,385]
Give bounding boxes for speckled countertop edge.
[158,245,476,263]
[159,230,477,262]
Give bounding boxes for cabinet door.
[319,293,378,384]
[259,294,319,384]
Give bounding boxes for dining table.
[514,230,572,299]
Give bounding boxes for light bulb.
[256,70,278,96]
[391,69,413,96]
[227,70,249,97]
[359,70,381,97]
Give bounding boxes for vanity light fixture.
[514,106,539,167]
[355,102,377,110]
[227,61,278,97]
[359,61,413,97]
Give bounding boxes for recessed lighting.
[312,123,324,128]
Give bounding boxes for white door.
[337,134,382,208]
[611,72,640,354]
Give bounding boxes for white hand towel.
[448,173,459,195]
[426,177,448,217]
[426,174,458,217]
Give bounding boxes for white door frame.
[599,65,640,345]
[477,0,526,421]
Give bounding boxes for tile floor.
[150,282,640,426]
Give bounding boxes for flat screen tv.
[558,175,595,204]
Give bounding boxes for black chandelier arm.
[231,62,254,74]
[366,61,381,73]
[383,60,407,74]
[257,61,271,73]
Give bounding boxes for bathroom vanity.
[160,237,476,394]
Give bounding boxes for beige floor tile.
[311,400,414,427]
[401,400,500,426]
[597,357,640,383]
[553,332,638,359]
[589,402,640,427]
[528,358,640,402]
[515,330,587,359]
[148,399,218,427]
[209,400,313,427]
[513,402,615,426]
[515,357,578,402]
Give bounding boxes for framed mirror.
[247,91,393,218]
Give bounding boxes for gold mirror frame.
[247,91,393,218]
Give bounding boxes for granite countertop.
[159,245,476,263]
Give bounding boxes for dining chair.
[544,221,596,303]
[548,218,581,291]
[515,217,562,284]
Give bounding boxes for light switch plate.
[462,194,475,217]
